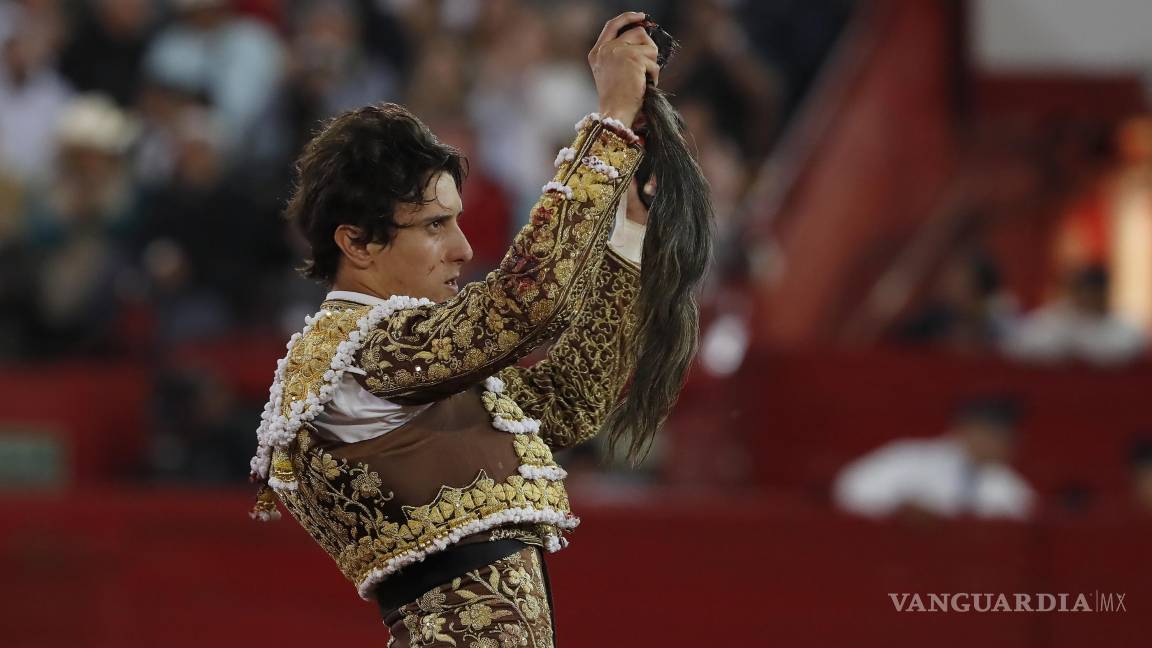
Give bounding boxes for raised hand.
[588,12,660,127]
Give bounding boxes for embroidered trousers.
[384,546,556,647]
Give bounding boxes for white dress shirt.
[1002,301,1147,367]
[833,436,1034,520]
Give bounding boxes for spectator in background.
[834,397,1034,521]
[344,0,414,75]
[895,248,1019,353]
[274,0,399,160]
[661,0,782,163]
[466,2,557,220]
[405,33,469,121]
[136,108,287,338]
[23,94,139,356]
[521,2,603,150]
[0,2,71,183]
[0,145,31,358]
[132,81,208,187]
[1003,265,1147,366]
[1129,438,1152,515]
[58,0,156,107]
[143,0,284,158]
[149,369,254,483]
[1053,115,1152,333]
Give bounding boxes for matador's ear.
[333,224,374,270]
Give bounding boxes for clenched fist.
[588,12,660,128]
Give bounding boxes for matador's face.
[368,171,473,303]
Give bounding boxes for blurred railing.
[745,0,962,347]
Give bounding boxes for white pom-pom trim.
[601,115,635,138]
[251,295,433,480]
[482,375,542,434]
[581,155,620,179]
[268,475,299,492]
[574,112,639,144]
[354,506,579,600]
[491,415,541,434]
[249,509,282,522]
[541,181,573,200]
[553,147,576,168]
[544,534,568,552]
[518,464,568,481]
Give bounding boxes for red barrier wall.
[2,491,1149,647]
[0,364,148,486]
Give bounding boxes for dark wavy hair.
[597,18,713,464]
[286,103,467,284]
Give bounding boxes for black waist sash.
[374,539,529,614]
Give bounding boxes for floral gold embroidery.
[464,349,487,370]
[279,306,369,417]
[458,602,500,630]
[419,613,448,643]
[417,590,446,613]
[351,472,382,498]
[553,259,574,285]
[311,453,341,480]
[500,623,529,647]
[512,435,554,467]
[589,132,630,169]
[497,250,640,451]
[278,458,574,600]
[567,165,612,204]
[388,548,553,648]
[431,338,454,361]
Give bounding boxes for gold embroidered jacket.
[255,116,644,599]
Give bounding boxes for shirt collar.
[324,290,390,306]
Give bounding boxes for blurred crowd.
[851,111,1152,524]
[2,0,1148,522]
[892,115,1152,368]
[0,0,855,359]
[842,107,1152,524]
[0,0,853,481]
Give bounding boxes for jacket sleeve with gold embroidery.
[495,247,641,450]
[356,116,643,403]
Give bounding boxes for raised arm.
[356,119,642,402]
[494,246,641,450]
[354,12,658,403]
